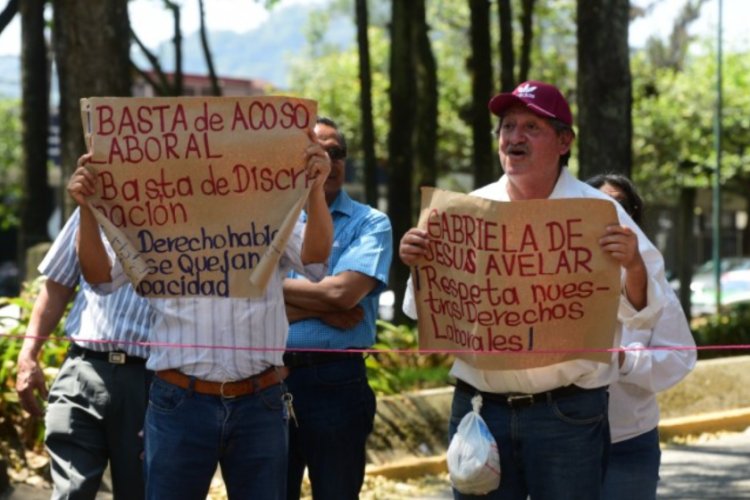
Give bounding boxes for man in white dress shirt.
[399,81,671,500]
[67,135,333,500]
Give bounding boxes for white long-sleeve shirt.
[403,169,670,394]
[610,287,696,442]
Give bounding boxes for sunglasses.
[325,145,347,161]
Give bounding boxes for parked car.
[691,269,750,316]
[378,289,395,321]
[670,257,750,296]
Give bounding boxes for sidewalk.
[361,426,750,499]
[659,428,750,498]
[366,407,750,481]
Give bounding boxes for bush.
[0,278,69,474]
[692,303,750,360]
[366,320,453,395]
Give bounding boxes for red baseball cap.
[488,81,573,127]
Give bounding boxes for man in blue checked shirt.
[282,117,393,500]
[15,208,154,500]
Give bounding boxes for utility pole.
[712,0,723,314]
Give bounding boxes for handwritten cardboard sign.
[80,96,317,298]
[412,188,621,370]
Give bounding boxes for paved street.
[358,428,750,499]
[4,429,750,499]
[658,429,750,499]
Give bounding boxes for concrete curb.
[365,407,750,480]
[366,455,447,481]
[659,407,750,440]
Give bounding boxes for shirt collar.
[329,190,354,217]
[498,167,573,200]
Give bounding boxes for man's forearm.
[284,272,377,312]
[17,278,73,416]
[285,303,324,323]
[301,188,333,264]
[624,257,648,311]
[284,278,346,313]
[76,207,113,284]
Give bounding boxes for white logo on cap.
[516,83,537,98]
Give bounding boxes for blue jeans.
[602,428,660,500]
[285,357,376,500]
[144,376,289,500]
[449,383,609,500]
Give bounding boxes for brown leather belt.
[156,366,289,398]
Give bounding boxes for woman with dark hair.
[586,173,696,500]
[586,174,644,227]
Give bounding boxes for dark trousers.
[45,352,152,500]
[285,356,376,500]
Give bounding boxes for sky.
[0,0,747,56]
[629,0,749,49]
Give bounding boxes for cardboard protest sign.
[79,96,317,298]
[412,187,621,370]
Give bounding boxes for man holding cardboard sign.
[400,81,670,499]
[68,96,333,500]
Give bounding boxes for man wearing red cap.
[399,81,671,499]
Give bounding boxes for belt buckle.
[506,394,535,408]
[108,352,126,365]
[220,381,237,399]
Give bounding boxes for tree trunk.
[518,0,536,82]
[412,0,438,208]
[497,0,515,92]
[355,0,378,208]
[677,186,696,318]
[468,0,494,188]
[388,0,416,324]
[53,0,132,219]
[198,0,221,96]
[576,0,632,180]
[18,0,50,274]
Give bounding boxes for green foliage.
[631,46,750,203]
[286,0,582,188]
[531,0,577,87]
[366,320,452,395]
[0,99,22,230]
[1,277,69,458]
[692,303,750,360]
[287,23,391,163]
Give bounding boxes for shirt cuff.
[402,277,418,319]
[90,256,129,295]
[618,342,643,376]
[301,262,328,283]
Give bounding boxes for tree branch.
[130,27,173,95]
[0,0,18,35]
[198,0,221,95]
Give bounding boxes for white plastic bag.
[446,394,501,495]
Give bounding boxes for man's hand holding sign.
[401,187,628,370]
